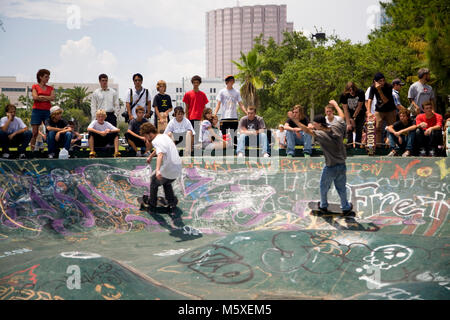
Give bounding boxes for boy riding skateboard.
[139,122,182,215]
[288,100,354,216]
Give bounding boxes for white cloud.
[51,36,118,84]
[144,48,205,87]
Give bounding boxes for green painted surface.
[0,156,449,300]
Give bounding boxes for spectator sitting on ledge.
[415,100,443,157]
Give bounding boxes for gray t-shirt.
[408,81,435,112]
[314,118,347,167]
[239,115,266,132]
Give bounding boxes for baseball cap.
[50,106,62,115]
[313,115,329,127]
[392,79,405,86]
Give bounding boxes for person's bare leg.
[185,131,193,156]
[114,136,119,154]
[128,139,138,152]
[88,136,95,151]
[30,124,39,150]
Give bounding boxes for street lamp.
[311,33,326,41]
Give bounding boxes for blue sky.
[0,0,384,98]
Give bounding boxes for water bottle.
[59,148,69,159]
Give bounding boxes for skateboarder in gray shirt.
[288,100,353,215]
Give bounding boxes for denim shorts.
[31,109,50,125]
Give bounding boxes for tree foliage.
[231,0,449,128]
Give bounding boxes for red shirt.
[416,112,443,130]
[183,90,209,120]
[32,84,54,111]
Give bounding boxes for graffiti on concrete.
[0,158,448,240]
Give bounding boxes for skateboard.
[365,114,376,156]
[158,116,168,134]
[308,201,355,217]
[446,120,450,157]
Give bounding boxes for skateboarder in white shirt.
[140,122,182,215]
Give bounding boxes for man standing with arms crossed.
[288,100,353,215]
[91,74,120,127]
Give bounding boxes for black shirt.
[128,118,149,135]
[339,89,366,117]
[153,93,173,125]
[45,118,68,130]
[286,117,309,128]
[369,84,396,113]
[393,119,414,135]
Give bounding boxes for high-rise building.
[206,5,294,79]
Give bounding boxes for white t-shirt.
[326,115,343,125]
[164,117,196,136]
[125,87,152,118]
[88,120,118,132]
[275,129,286,145]
[200,120,212,146]
[0,116,27,135]
[216,88,242,120]
[365,87,377,114]
[152,134,182,180]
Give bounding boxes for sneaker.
[286,154,294,158]
[143,151,151,157]
[48,153,55,159]
[263,153,270,158]
[343,203,354,216]
[237,152,244,158]
[2,153,10,159]
[419,149,427,157]
[89,151,96,159]
[19,153,26,160]
[304,153,311,158]
[317,202,328,215]
[429,149,435,157]
[402,150,411,157]
[387,150,397,157]
[114,151,121,158]
[136,150,142,157]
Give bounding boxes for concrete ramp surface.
[0,157,449,300]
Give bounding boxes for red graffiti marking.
[0,264,40,288]
[390,160,421,180]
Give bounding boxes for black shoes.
[343,203,354,216]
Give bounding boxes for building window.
[1,88,26,92]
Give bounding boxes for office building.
[206,4,294,79]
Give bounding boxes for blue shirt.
[392,89,401,107]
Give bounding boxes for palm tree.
[62,86,92,117]
[232,49,265,108]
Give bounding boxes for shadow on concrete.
[311,211,380,232]
[145,206,203,243]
